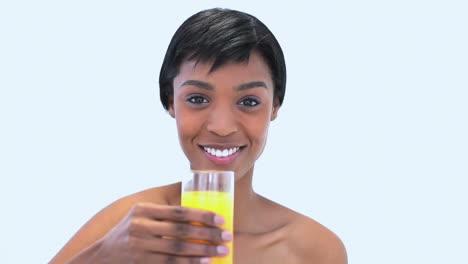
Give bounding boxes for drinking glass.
[181,170,234,264]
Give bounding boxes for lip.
[198,144,245,165]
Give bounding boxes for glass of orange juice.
[181,170,234,264]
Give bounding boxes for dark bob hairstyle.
[159,8,286,110]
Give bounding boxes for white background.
[1,0,467,263]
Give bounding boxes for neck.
[232,166,261,234]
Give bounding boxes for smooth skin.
[50,52,347,264]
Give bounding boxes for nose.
[206,104,238,137]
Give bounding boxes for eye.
[186,95,209,104]
[238,97,260,107]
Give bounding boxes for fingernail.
[214,215,225,226]
[221,230,233,241]
[217,245,229,255]
[200,257,211,264]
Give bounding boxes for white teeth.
[203,146,241,158]
[209,148,216,155]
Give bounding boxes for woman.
[51,8,347,264]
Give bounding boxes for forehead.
[173,52,273,89]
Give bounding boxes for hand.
[92,203,232,264]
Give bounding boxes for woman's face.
[169,52,279,180]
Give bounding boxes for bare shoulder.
[288,213,347,264]
[77,181,181,233]
[256,195,347,264]
[50,182,181,264]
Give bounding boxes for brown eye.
[238,97,260,107]
[187,95,209,104]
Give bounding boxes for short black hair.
[159,8,286,110]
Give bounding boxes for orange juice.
[182,191,234,264]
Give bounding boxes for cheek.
[244,111,271,145]
[175,107,199,146]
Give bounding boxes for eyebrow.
[237,81,268,91]
[181,80,268,91]
[181,80,214,90]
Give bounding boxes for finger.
[132,203,224,227]
[130,217,231,243]
[130,236,229,257]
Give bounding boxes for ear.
[270,98,280,121]
[167,96,175,118]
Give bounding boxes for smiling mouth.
[198,145,246,158]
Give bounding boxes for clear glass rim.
[182,170,234,193]
[190,170,234,174]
